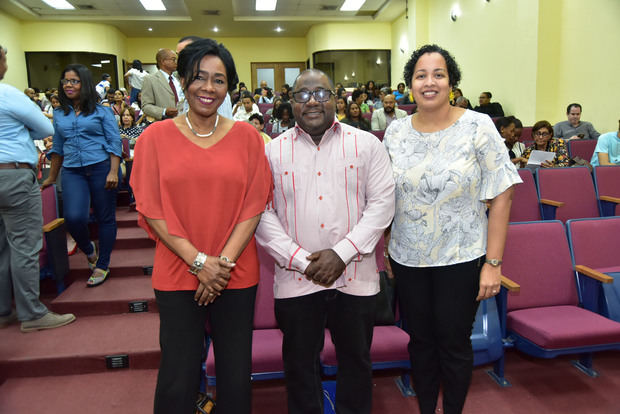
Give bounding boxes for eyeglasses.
[533,131,551,137]
[60,79,81,86]
[292,88,334,103]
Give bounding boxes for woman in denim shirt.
[42,64,122,287]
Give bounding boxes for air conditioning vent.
[202,10,220,15]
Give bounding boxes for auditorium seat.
[371,130,385,141]
[498,220,620,377]
[397,104,416,114]
[536,166,599,221]
[593,165,620,216]
[257,103,272,115]
[205,244,284,385]
[568,139,597,162]
[567,217,620,323]
[509,169,542,222]
[362,112,372,122]
[520,127,533,141]
[40,184,69,293]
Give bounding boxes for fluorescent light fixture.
[148,27,153,31]
[212,26,219,32]
[41,0,75,9]
[256,0,277,11]
[100,60,111,64]
[91,63,102,68]
[139,0,166,11]
[340,0,365,11]
[274,26,284,32]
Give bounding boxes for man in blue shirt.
[0,45,75,332]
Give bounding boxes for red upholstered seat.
[537,166,600,221]
[593,166,620,216]
[257,103,272,115]
[510,169,541,222]
[370,130,385,141]
[507,305,620,349]
[568,139,597,162]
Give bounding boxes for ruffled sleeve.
[473,115,522,201]
[129,124,163,241]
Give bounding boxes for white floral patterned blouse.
[383,110,521,267]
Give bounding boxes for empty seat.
[509,169,541,222]
[593,166,620,216]
[568,139,598,162]
[39,185,69,293]
[536,166,599,221]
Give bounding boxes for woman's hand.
[476,263,502,301]
[194,256,235,305]
[40,177,56,190]
[104,170,118,189]
[541,160,554,168]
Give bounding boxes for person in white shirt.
[124,60,148,105]
[256,69,395,414]
[232,91,260,122]
[95,73,111,100]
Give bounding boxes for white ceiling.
[1,0,407,37]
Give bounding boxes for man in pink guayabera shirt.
[256,69,395,414]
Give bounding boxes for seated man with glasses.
[140,48,183,121]
[256,69,395,414]
[520,120,570,168]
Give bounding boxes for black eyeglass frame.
[292,88,335,104]
[60,79,81,85]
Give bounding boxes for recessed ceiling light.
[256,0,277,11]
[213,26,219,32]
[275,26,284,32]
[100,60,111,64]
[41,0,75,10]
[91,63,102,68]
[148,27,153,31]
[340,0,366,12]
[139,0,166,11]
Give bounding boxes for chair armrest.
[501,275,520,292]
[599,196,620,204]
[539,198,565,207]
[42,218,65,233]
[575,265,614,283]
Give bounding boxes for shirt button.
[317,146,320,151]
[350,165,354,169]
[298,277,302,281]
[348,278,352,281]
[284,137,287,140]
[319,196,323,200]
[320,223,325,228]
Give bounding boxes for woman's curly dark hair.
[403,44,461,89]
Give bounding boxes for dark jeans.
[275,290,377,414]
[154,286,257,414]
[61,159,118,270]
[391,257,483,414]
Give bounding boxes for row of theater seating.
[204,217,620,391]
[511,165,620,223]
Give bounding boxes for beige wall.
[0,11,27,89]
[126,36,307,88]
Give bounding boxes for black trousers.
[391,257,483,414]
[154,286,257,414]
[275,290,377,414]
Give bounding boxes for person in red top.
[130,39,272,414]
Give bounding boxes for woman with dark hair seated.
[495,116,525,165]
[42,64,122,288]
[130,38,272,414]
[280,83,291,102]
[342,101,370,131]
[270,101,294,134]
[520,120,570,168]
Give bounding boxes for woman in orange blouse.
[130,39,272,414]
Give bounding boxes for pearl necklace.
[185,112,219,138]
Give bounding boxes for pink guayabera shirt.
[256,120,395,299]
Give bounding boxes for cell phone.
[577,133,585,138]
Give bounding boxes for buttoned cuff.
[288,246,312,274]
[332,237,361,265]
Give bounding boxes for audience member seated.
[371,94,407,130]
[119,107,144,146]
[257,87,274,104]
[393,82,406,101]
[265,96,282,117]
[336,97,347,121]
[455,96,472,109]
[232,91,260,122]
[280,84,291,102]
[101,88,115,106]
[473,91,504,118]
[254,80,268,96]
[249,113,272,144]
[342,102,370,131]
[496,116,525,165]
[373,86,391,109]
[110,89,128,121]
[44,94,60,119]
[520,120,570,168]
[398,89,415,105]
[590,119,620,167]
[553,103,600,140]
[270,102,294,135]
[366,80,377,102]
[513,117,524,142]
[351,89,370,114]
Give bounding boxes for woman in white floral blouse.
[383,44,521,414]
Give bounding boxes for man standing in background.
[141,48,183,121]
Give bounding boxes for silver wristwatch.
[188,252,208,276]
[485,258,503,267]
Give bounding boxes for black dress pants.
[391,257,483,414]
[154,286,256,414]
[275,289,377,414]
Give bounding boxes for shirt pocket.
[332,157,366,198]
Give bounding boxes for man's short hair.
[351,89,363,102]
[566,103,582,114]
[380,87,391,95]
[291,68,334,92]
[178,35,203,44]
[482,91,492,99]
[102,73,110,80]
[249,113,264,124]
